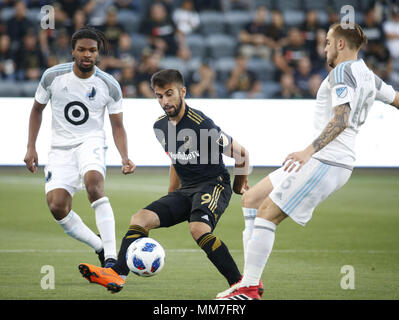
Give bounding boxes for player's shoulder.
[40,62,73,87]
[185,106,210,127]
[43,62,74,75]
[94,66,122,101]
[153,114,168,128]
[328,59,359,89]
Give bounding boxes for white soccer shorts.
[44,138,108,195]
[269,157,352,226]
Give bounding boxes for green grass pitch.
[0,166,398,300]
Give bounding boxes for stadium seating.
[205,34,237,59]
[199,11,225,35]
[247,58,276,82]
[224,10,253,37]
[159,56,189,78]
[213,57,236,82]
[303,0,331,11]
[117,9,141,34]
[283,10,306,27]
[0,0,395,99]
[185,33,207,59]
[274,0,302,11]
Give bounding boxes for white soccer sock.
[241,217,276,287]
[92,197,117,260]
[56,210,103,252]
[242,207,257,256]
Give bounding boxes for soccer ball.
[126,237,166,277]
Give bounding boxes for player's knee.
[130,209,159,231]
[86,184,104,203]
[47,198,70,220]
[257,197,286,225]
[189,222,211,241]
[242,187,258,208]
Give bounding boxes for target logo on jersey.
[64,101,89,125]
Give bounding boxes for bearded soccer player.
[77,69,263,295]
[217,23,399,300]
[24,27,135,268]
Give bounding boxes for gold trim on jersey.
[187,114,201,125]
[156,114,167,122]
[187,109,204,125]
[208,184,224,213]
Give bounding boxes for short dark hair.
[329,22,368,50]
[71,26,109,53]
[150,69,184,90]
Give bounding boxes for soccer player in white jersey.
[24,27,135,268]
[217,22,399,300]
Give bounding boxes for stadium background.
[0,0,398,98]
[0,0,398,301]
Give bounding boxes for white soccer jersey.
[312,59,396,167]
[35,62,123,147]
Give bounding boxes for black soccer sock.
[111,225,149,276]
[196,232,242,286]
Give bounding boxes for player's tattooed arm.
[312,102,350,153]
[283,103,350,172]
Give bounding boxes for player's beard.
[164,95,183,118]
[327,43,339,68]
[76,58,96,73]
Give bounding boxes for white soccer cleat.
[216,285,261,300]
[216,279,264,299]
[216,281,241,299]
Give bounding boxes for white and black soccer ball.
[126,237,166,277]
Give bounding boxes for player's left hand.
[283,150,312,173]
[122,158,136,175]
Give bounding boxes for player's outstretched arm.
[224,140,250,194]
[284,102,350,173]
[109,112,135,175]
[390,92,399,109]
[24,100,46,174]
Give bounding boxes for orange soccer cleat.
[78,263,125,293]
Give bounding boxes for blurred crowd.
[0,0,398,99]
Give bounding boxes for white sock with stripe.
[92,197,117,260]
[56,210,103,252]
[241,217,276,287]
[242,208,257,257]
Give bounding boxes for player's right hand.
[122,158,136,175]
[24,148,38,174]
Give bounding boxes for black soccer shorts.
[144,179,232,231]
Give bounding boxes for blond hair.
[329,22,368,50]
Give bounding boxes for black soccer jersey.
[153,105,232,188]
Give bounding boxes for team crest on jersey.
[87,87,96,100]
[336,86,348,98]
[216,133,229,147]
[184,135,192,149]
[45,170,52,183]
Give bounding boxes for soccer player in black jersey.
[78,69,259,296]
